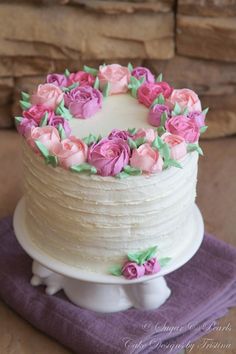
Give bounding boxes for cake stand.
[13,198,204,313]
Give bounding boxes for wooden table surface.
[0,130,235,354]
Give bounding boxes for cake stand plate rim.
[13,197,204,285]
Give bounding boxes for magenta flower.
[122,261,145,279]
[46,73,68,88]
[131,66,155,83]
[148,104,170,127]
[144,258,161,275]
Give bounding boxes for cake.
[16,64,208,279]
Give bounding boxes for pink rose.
[148,104,170,127]
[27,126,60,152]
[165,115,200,143]
[98,64,131,95]
[65,86,102,119]
[46,73,68,88]
[133,128,157,143]
[52,136,88,169]
[108,129,131,140]
[131,67,155,83]
[122,261,145,280]
[144,258,161,275]
[88,137,130,176]
[48,115,71,138]
[130,143,163,173]
[17,118,37,137]
[187,111,205,128]
[167,88,201,112]
[162,132,187,160]
[23,104,54,125]
[67,71,95,87]
[138,82,173,108]
[31,84,64,110]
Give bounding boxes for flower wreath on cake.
[15,63,208,179]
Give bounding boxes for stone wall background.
[0,0,236,138]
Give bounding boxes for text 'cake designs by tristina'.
[16,63,209,278]
[15,63,208,179]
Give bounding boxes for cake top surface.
[15,63,208,178]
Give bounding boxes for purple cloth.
[0,216,235,354]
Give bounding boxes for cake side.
[23,140,198,273]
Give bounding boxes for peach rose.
[31,84,64,110]
[167,88,201,112]
[133,128,157,143]
[130,143,163,173]
[162,132,187,160]
[98,64,131,95]
[27,126,60,153]
[52,136,88,169]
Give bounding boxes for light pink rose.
[162,132,187,160]
[144,258,161,275]
[31,84,64,110]
[167,88,201,112]
[138,82,173,108]
[98,64,131,95]
[165,115,200,143]
[130,143,163,173]
[52,136,88,169]
[27,126,60,153]
[23,104,54,125]
[67,71,95,87]
[133,128,157,143]
[122,261,145,279]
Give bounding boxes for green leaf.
[151,94,165,107]
[138,246,158,264]
[56,100,73,120]
[200,125,208,134]
[159,257,171,268]
[64,68,70,77]
[152,136,164,150]
[115,171,130,179]
[39,112,48,127]
[93,76,100,89]
[135,137,146,148]
[83,65,98,76]
[70,163,97,174]
[21,91,30,102]
[187,143,204,156]
[109,264,123,276]
[127,251,142,264]
[62,82,79,92]
[19,100,31,110]
[14,116,22,125]
[123,165,142,176]
[202,107,209,115]
[139,76,145,85]
[46,155,58,168]
[182,107,189,116]
[161,143,171,161]
[82,134,98,146]
[128,137,137,150]
[156,73,163,82]
[160,112,168,127]
[58,123,66,140]
[157,126,166,136]
[127,62,133,72]
[35,140,49,159]
[103,82,110,97]
[172,102,181,116]
[127,127,137,136]
[166,159,183,169]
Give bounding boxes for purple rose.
[65,86,102,119]
[148,104,170,127]
[187,111,205,128]
[17,118,37,137]
[144,258,161,275]
[48,115,71,138]
[122,261,145,279]
[131,67,155,83]
[88,137,130,176]
[108,129,131,140]
[46,73,68,88]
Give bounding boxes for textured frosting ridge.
[23,141,199,273]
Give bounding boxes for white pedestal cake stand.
[13,198,204,313]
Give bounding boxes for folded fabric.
[0,216,235,354]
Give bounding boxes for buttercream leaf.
[172,102,181,116]
[127,127,137,135]
[64,68,70,77]
[123,165,142,176]
[128,137,137,150]
[202,107,209,115]
[82,134,98,146]
[62,82,79,92]
[182,107,189,116]
[20,100,31,111]
[109,264,123,276]
[160,112,168,126]
[39,112,48,127]
[138,246,158,264]
[58,123,66,140]
[93,76,100,89]
[46,155,58,168]
[152,136,164,150]
[14,116,22,125]
[157,93,165,105]
[157,126,166,136]
[159,257,171,268]
[135,137,146,148]
[103,82,110,97]
[127,62,133,72]
[115,171,130,179]
[200,126,208,134]
[127,251,142,264]
[70,163,97,174]
[83,65,98,76]
[156,73,163,82]
[166,159,182,169]
[187,143,203,156]
[21,91,30,102]
[35,140,49,159]
[161,143,171,161]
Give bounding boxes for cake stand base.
[13,198,204,313]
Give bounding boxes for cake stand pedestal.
[13,198,204,313]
